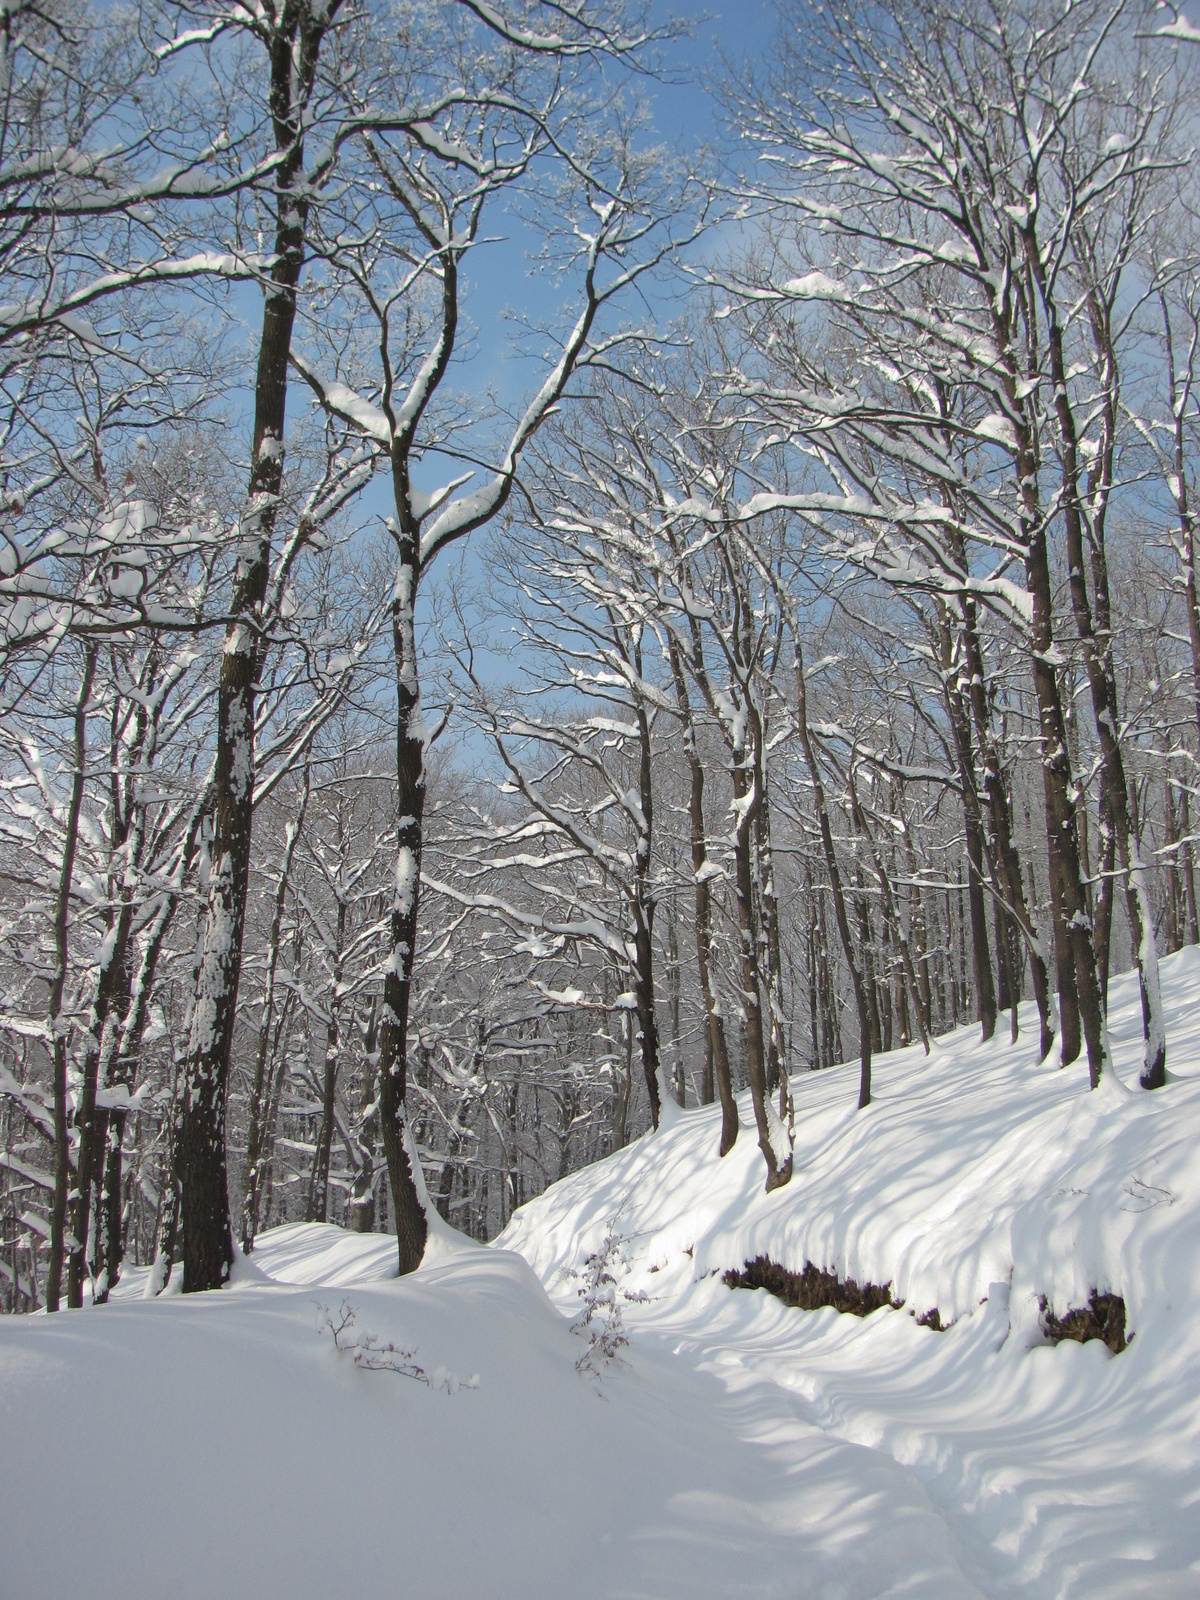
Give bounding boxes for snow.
[976,412,1019,451]
[501,950,1200,1597]
[4,954,1200,1596]
[782,270,851,301]
[292,359,393,445]
[0,1232,894,1600]
[1157,12,1200,41]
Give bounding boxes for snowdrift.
[3,954,1200,1599]
[499,949,1200,1597]
[1,1227,856,1600]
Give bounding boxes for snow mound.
[246,1208,483,1289]
[499,950,1200,1598]
[1,1223,988,1596]
[6,1240,869,1599]
[6,955,1200,1598]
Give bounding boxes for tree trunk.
[71,903,132,1307]
[936,610,997,1042]
[849,780,929,1056]
[958,594,1053,1054]
[46,646,97,1313]
[375,537,429,1276]
[1024,516,1108,1086]
[307,1003,340,1225]
[729,743,792,1189]
[346,1000,379,1233]
[1035,257,1164,1088]
[242,777,308,1249]
[1180,778,1199,945]
[103,792,207,1293]
[794,641,873,1108]
[753,767,787,1099]
[179,1,335,1293]
[669,639,737,1153]
[629,674,663,1127]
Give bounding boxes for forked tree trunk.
[1024,506,1108,1087]
[72,905,132,1307]
[685,613,788,1183]
[1037,260,1164,1088]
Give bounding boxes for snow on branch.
[456,0,670,60]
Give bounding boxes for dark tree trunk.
[669,639,737,1153]
[629,674,663,1127]
[959,597,1052,1054]
[242,778,308,1250]
[180,0,337,1293]
[1036,261,1164,1089]
[1025,520,1107,1086]
[72,902,133,1307]
[1015,243,1163,1088]
[730,745,791,1189]
[375,533,430,1276]
[684,608,787,1184]
[849,781,929,1056]
[1180,778,1199,945]
[753,770,787,1100]
[46,646,96,1313]
[667,902,684,1105]
[1164,760,1182,955]
[936,611,997,1043]
[347,1001,379,1233]
[104,794,206,1293]
[807,879,822,1068]
[307,1006,340,1225]
[307,878,345,1225]
[794,642,873,1108]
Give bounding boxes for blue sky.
[403,0,782,490]
[280,0,789,716]
[396,0,789,730]
[652,0,780,143]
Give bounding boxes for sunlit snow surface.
[4,955,1200,1597]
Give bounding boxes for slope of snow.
[0,1223,994,1597]
[499,949,1200,1599]
[3,955,1199,1598]
[5,1237,909,1600]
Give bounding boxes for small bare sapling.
[316,1300,479,1393]
[569,1219,647,1380]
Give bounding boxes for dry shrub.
[1040,1291,1128,1354]
[723,1255,901,1317]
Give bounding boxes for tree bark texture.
[180,2,336,1291]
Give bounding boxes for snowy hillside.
[500,949,1200,1598]
[3,955,1200,1599]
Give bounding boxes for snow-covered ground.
[4,954,1200,1598]
[502,949,1200,1598]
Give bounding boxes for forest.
[1,0,1198,1317]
